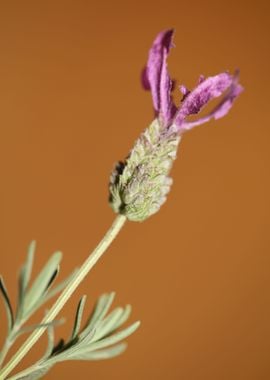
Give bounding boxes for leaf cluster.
[9,292,139,380]
[0,242,76,339]
[0,243,139,379]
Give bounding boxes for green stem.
[0,214,127,380]
[0,338,13,368]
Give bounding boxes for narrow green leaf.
[86,321,140,352]
[23,241,36,290]
[112,304,132,331]
[17,268,27,322]
[57,320,139,362]
[80,292,115,340]
[78,326,96,344]
[68,342,127,361]
[23,251,62,316]
[39,268,78,307]
[88,292,115,328]
[0,275,14,331]
[71,295,87,340]
[16,241,36,321]
[37,320,137,364]
[8,363,52,380]
[92,307,124,342]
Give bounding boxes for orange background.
[0,1,269,379]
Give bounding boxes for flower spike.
[109,30,243,221]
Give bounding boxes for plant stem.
[0,214,127,379]
[0,338,13,368]
[0,326,18,368]
[0,316,32,368]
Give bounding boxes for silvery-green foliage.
[7,293,139,380]
[109,119,181,221]
[0,243,139,379]
[0,242,75,340]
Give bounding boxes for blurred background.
[0,1,269,379]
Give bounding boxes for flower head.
[109,30,243,222]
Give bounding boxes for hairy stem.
[0,214,127,379]
[0,334,16,368]
[0,337,13,368]
[0,317,32,368]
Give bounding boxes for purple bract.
[142,29,243,132]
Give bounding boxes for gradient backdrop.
[0,1,269,379]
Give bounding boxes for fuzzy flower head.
[109,30,243,222]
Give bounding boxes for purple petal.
[176,72,243,131]
[174,72,233,128]
[213,82,243,119]
[142,29,176,127]
[159,46,177,126]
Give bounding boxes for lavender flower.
[109,30,242,222]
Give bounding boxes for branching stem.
[0,324,20,368]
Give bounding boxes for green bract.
[109,119,181,221]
